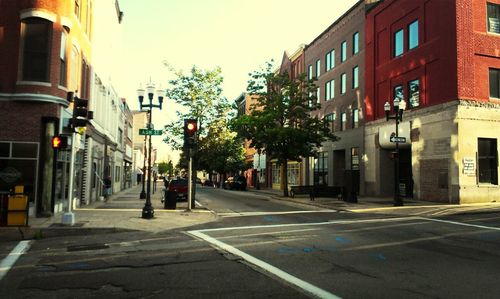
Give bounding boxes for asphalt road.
[1,187,500,298]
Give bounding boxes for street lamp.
[384,98,406,207]
[137,82,164,219]
[140,121,147,199]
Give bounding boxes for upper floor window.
[488,3,500,34]
[353,32,359,54]
[352,66,359,89]
[325,79,334,100]
[341,41,347,62]
[352,108,359,128]
[71,46,80,92]
[316,87,320,103]
[81,58,90,98]
[308,65,313,80]
[325,113,336,132]
[340,73,347,94]
[316,59,321,77]
[408,79,420,108]
[490,68,500,98]
[59,30,68,86]
[394,85,404,102]
[21,18,52,82]
[341,112,347,131]
[75,0,81,21]
[408,20,419,50]
[394,29,404,57]
[325,49,335,71]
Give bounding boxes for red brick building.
[364,0,500,203]
[0,0,93,216]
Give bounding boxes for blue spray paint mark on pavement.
[371,253,387,261]
[335,236,351,244]
[277,247,297,254]
[263,216,275,222]
[303,247,316,253]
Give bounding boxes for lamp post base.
[140,191,146,199]
[142,205,154,219]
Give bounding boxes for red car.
[167,179,188,200]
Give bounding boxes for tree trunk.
[282,159,289,197]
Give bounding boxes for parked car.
[202,179,215,187]
[166,179,188,200]
[224,176,247,191]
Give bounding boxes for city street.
[1,187,500,298]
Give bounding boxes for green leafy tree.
[157,160,174,177]
[231,62,337,196]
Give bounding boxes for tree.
[157,160,174,177]
[231,62,337,197]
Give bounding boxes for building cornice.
[0,93,68,107]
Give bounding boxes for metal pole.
[142,108,154,219]
[62,132,76,225]
[140,132,147,199]
[394,114,402,206]
[187,150,193,211]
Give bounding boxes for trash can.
[164,190,177,210]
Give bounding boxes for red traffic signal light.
[184,119,198,148]
[186,120,197,136]
[51,136,68,150]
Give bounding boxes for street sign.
[139,129,163,135]
[390,136,406,143]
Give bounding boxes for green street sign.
[139,129,163,135]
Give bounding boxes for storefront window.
[314,152,328,185]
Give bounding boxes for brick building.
[303,0,366,193]
[364,0,500,203]
[0,0,93,216]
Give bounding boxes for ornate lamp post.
[140,119,147,199]
[384,98,406,206]
[137,82,164,219]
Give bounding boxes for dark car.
[202,179,215,187]
[224,176,247,191]
[167,179,188,200]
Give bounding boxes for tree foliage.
[231,62,338,196]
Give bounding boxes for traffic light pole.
[62,132,76,225]
[187,149,193,211]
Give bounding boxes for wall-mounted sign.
[462,157,476,176]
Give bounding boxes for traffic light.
[51,136,68,150]
[184,118,198,148]
[71,97,89,128]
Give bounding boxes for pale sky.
[115,0,358,161]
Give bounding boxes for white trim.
[20,9,56,22]
[0,241,32,281]
[0,93,68,106]
[16,81,51,87]
[60,16,72,30]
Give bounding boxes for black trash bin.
[164,190,177,210]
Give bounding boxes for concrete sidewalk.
[248,187,500,217]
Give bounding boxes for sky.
[114,0,359,162]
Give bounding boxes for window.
[316,87,320,103]
[115,166,120,182]
[21,18,52,82]
[490,68,500,98]
[340,73,347,94]
[394,29,404,57]
[478,138,498,184]
[394,85,404,102]
[325,79,334,100]
[272,163,280,185]
[308,65,313,80]
[287,163,300,186]
[341,41,347,62]
[325,113,336,132]
[325,49,335,71]
[351,147,360,170]
[81,58,90,98]
[408,79,420,107]
[316,59,321,77]
[341,112,347,131]
[75,0,81,20]
[488,3,500,34]
[353,32,359,54]
[71,46,80,92]
[314,152,328,185]
[352,108,359,128]
[59,31,67,86]
[352,66,359,89]
[408,20,419,50]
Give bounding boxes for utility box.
[7,185,29,226]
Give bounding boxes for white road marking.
[418,217,500,231]
[0,240,32,281]
[218,210,335,218]
[188,230,341,299]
